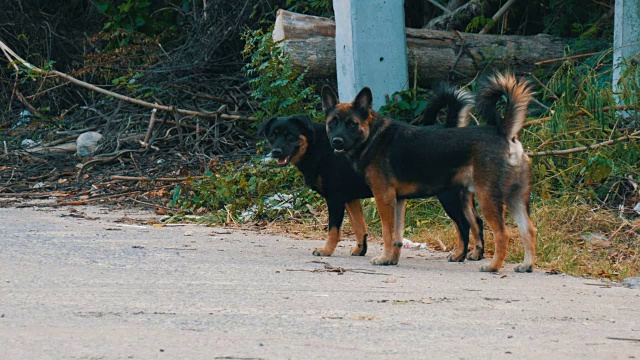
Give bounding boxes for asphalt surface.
[1,205,639,359]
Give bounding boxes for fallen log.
[273,10,596,85]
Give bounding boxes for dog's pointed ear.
[353,87,373,114]
[292,115,314,135]
[321,86,338,114]
[258,117,277,137]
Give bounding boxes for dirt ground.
[1,205,639,360]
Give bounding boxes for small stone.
[76,131,103,157]
[623,277,640,289]
[580,233,612,248]
[184,231,193,236]
[20,139,39,149]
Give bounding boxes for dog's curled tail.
[476,73,533,141]
[415,83,474,128]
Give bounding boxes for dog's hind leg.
[345,199,368,256]
[465,193,485,261]
[477,190,510,272]
[392,199,407,261]
[507,189,537,273]
[437,190,470,262]
[312,197,345,257]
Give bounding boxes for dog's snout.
[271,148,283,157]
[331,137,344,149]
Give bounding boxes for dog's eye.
[347,121,357,128]
[328,116,337,128]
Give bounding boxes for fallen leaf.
[155,208,167,215]
[153,224,165,228]
[421,298,432,304]
[382,278,396,283]
[589,239,612,248]
[352,315,379,321]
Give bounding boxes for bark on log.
[273,10,581,86]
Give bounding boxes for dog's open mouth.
[276,156,290,166]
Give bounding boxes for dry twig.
[56,191,142,206]
[535,52,601,66]
[479,0,517,34]
[0,40,259,122]
[528,130,640,157]
[524,105,637,127]
[111,175,205,182]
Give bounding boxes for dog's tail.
[414,83,474,127]
[476,73,533,141]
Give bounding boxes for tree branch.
[479,0,517,34]
[0,39,259,122]
[528,130,640,157]
[524,105,637,127]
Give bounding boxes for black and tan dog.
[259,85,484,259]
[322,73,536,272]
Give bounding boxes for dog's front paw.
[447,252,466,262]
[371,255,398,266]
[466,248,484,261]
[479,263,500,272]
[514,264,533,273]
[312,248,333,257]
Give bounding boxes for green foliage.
[542,0,612,38]
[525,54,640,202]
[241,28,321,119]
[465,15,493,33]
[96,0,151,46]
[94,0,182,48]
[580,154,614,183]
[378,88,428,121]
[13,60,55,84]
[110,71,158,99]
[285,0,333,18]
[96,0,152,33]
[169,158,322,223]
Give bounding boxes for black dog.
[259,85,483,258]
[323,73,536,272]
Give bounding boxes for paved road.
[1,206,639,359]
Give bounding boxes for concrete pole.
[612,0,640,111]
[333,0,409,111]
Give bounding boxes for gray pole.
[612,0,640,112]
[333,0,409,111]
